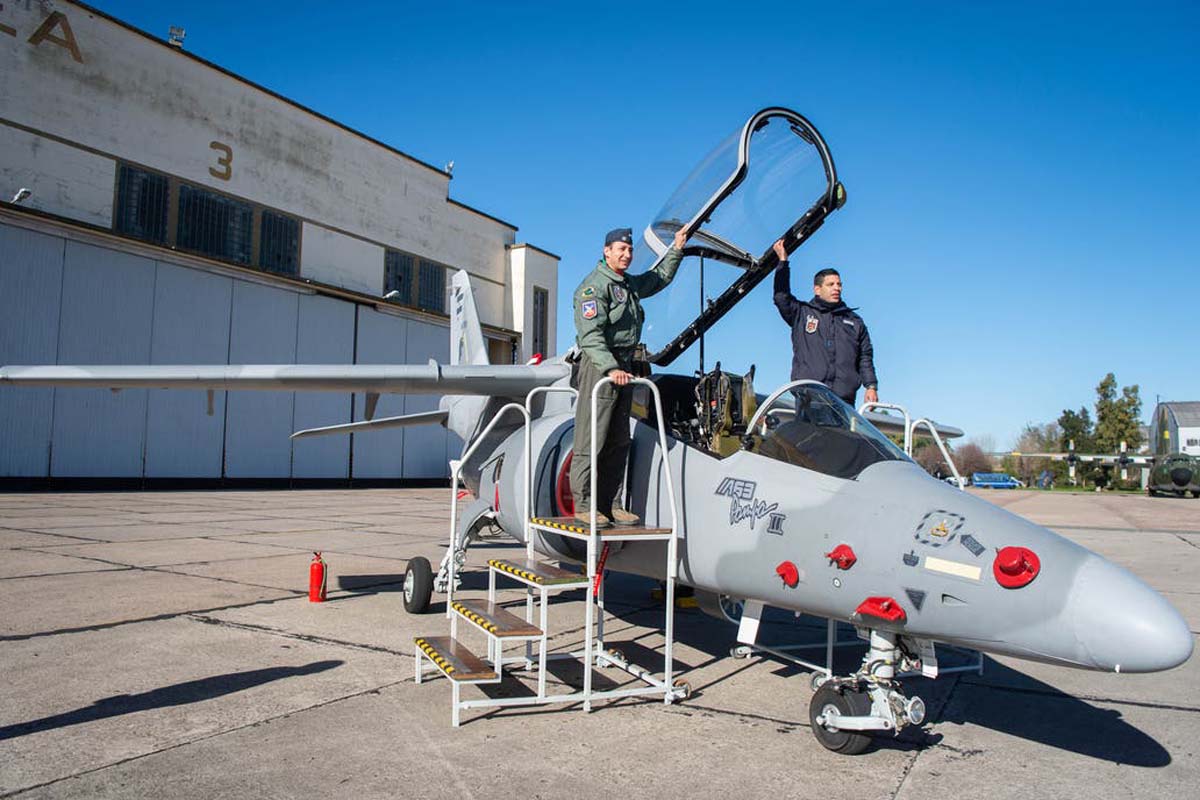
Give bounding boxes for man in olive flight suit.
[571,226,689,527]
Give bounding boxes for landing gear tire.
[403,557,433,614]
[809,684,872,755]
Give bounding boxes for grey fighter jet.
[1,108,1192,755]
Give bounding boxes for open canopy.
[632,107,844,366]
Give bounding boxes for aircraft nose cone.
[1068,555,1193,673]
[1170,467,1192,487]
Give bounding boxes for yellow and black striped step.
[530,516,672,537]
[451,599,543,638]
[488,558,588,587]
[414,636,497,682]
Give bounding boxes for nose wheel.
[809,683,872,755]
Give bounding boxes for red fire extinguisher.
[309,552,327,602]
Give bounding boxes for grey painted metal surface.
[0,221,537,480]
[51,241,154,477]
[351,307,410,479]
[403,318,451,478]
[224,281,299,478]
[293,294,354,478]
[0,225,62,476]
[144,262,232,478]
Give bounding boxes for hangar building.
[1150,402,1200,458]
[0,1,559,484]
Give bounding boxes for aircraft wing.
[291,409,449,439]
[1011,451,1153,465]
[0,363,569,398]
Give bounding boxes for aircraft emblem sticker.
[715,478,782,533]
[804,313,819,334]
[581,299,598,320]
[611,285,627,304]
[903,551,920,567]
[914,510,965,548]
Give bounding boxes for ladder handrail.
[448,401,531,618]
[858,400,912,454]
[911,417,965,489]
[524,386,580,561]
[586,375,680,701]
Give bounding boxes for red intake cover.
[856,596,906,623]
[993,546,1040,588]
[776,561,800,588]
[824,544,857,570]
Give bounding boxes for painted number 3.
[209,141,233,180]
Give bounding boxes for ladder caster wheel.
[672,678,692,700]
[730,645,752,659]
[603,647,623,666]
[811,672,830,691]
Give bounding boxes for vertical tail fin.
[449,270,489,366]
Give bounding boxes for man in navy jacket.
[771,239,878,407]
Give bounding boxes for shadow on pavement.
[0,660,343,741]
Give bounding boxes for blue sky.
[101,1,1199,448]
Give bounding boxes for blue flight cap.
[604,228,633,247]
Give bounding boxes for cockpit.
[634,374,909,480]
[625,107,905,480]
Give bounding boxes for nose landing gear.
[808,629,926,754]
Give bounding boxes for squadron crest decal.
[914,510,965,548]
[804,313,819,334]
[715,478,783,533]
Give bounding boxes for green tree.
[1057,407,1094,453]
[1093,372,1143,454]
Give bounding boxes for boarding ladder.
[414,376,684,726]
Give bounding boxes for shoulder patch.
[581,299,598,320]
[581,286,596,297]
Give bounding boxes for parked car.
[942,475,968,487]
[971,472,1023,489]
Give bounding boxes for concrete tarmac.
[1,487,1197,799]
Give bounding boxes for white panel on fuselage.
[223,281,299,477]
[293,294,354,478]
[0,224,64,477]
[144,263,232,478]
[50,241,154,476]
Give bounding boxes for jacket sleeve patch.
[581,285,596,297]
[581,299,598,319]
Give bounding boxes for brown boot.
[574,507,611,529]
[609,505,641,527]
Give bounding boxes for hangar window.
[384,250,415,304]
[418,259,446,312]
[259,210,300,275]
[531,286,549,357]
[176,185,253,265]
[114,164,169,245]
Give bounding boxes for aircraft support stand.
[413,379,686,726]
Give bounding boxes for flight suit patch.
[611,285,627,304]
[581,300,597,320]
[581,286,596,297]
[805,313,818,334]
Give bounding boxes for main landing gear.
[808,629,926,755]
